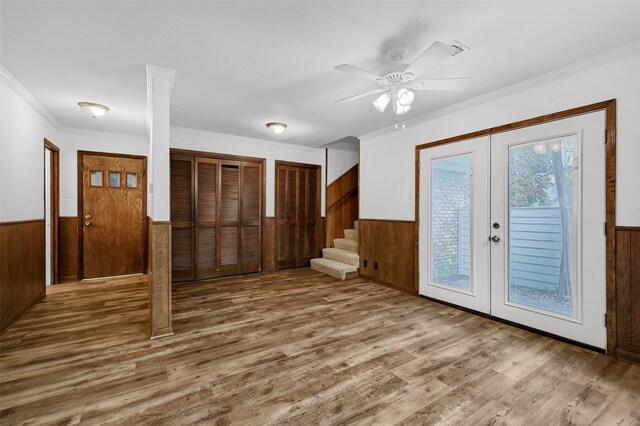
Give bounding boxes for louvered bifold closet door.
[241,162,262,273]
[170,155,195,282]
[306,167,320,262]
[276,165,289,270]
[287,167,299,269]
[220,161,241,275]
[296,169,308,267]
[195,158,218,280]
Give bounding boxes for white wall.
[0,78,59,222]
[171,127,326,217]
[327,146,358,185]
[360,52,640,226]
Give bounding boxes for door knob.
[490,235,501,243]
[84,221,91,226]
[85,214,91,219]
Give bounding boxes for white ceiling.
[2,1,640,147]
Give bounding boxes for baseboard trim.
[150,327,174,339]
[616,348,640,365]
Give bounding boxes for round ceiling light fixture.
[78,102,109,118]
[266,122,287,135]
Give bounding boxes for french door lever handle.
[490,235,501,243]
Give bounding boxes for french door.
[419,111,606,348]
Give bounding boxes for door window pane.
[109,172,121,188]
[126,173,138,188]
[508,138,575,317]
[90,171,103,187]
[431,155,471,291]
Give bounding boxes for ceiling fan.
[334,41,471,115]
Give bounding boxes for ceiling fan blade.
[403,41,457,79]
[334,88,387,103]
[334,64,383,82]
[411,77,472,91]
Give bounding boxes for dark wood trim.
[274,161,322,271]
[44,140,60,284]
[170,148,266,164]
[77,151,148,280]
[616,226,640,231]
[0,219,44,226]
[418,294,606,354]
[414,99,618,355]
[0,291,45,336]
[359,218,415,223]
[326,164,359,211]
[415,100,615,151]
[616,348,640,365]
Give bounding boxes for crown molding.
[359,40,640,141]
[170,125,324,153]
[0,65,62,131]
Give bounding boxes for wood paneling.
[325,164,358,248]
[170,150,264,282]
[359,219,416,295]
[415,99,619,355]
[0,219,45,333]
[149,221,172,339]
[275,161,321,269]
[616,226,640,364]
[264,217,276,272]
[78,152,146,279]
[59,217,79,282]
[2,269,639,424]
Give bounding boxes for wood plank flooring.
[1,269,639,425]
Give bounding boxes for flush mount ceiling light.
[334,40,472,115]
[78,102,109,118]
[266,122,287,135]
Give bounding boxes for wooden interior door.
[276,162,321,270]
[80,153,146,279]
[220,161,241,275]
[170,155,195,281]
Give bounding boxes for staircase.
[310,220,359,280]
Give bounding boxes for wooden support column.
[146,64,177,339]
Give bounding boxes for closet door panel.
[241,162,261,273]
[297,169,308,266]
[220,163,240,274]
[276,166,289,269]
[307,168,319,260]
[195,158,218,280]
[170,156,194,281]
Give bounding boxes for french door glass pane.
[431,156,472,291]
[508,138,575,317]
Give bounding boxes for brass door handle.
[84,221,91,226]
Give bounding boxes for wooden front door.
[80,152,146,279]
[275,162,321,270]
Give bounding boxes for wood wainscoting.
[616,226,640,364]
[359,219,416,295]
[59,217,79,282]
[0,219,46,333]
[148,220,172,339]
[325,164,358,248]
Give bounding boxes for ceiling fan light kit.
[335,40,472,115]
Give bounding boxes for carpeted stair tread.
[344,229,358,241]
[322,248,360,267]
[333,238,358,253]
[310,258,358,281]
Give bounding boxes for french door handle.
[490,235,501,243]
